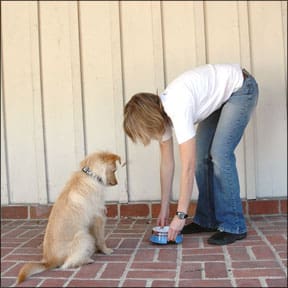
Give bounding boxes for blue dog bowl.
[150,226,183,245]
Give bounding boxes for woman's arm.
[158,137,175,227]
[168,137,196,241]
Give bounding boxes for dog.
[17,151,121,284]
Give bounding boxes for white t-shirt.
[160,64,244,144]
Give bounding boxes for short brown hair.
[123,93,171,145]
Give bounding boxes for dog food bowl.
[150,226,183,245]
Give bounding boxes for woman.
[123,64,258,245]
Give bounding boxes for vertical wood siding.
[1,1,287,204]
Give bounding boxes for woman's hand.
[168,216,186,241]
[157,208,170,227]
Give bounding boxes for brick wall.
[1,199,287,220]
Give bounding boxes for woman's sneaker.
[208,231,247,245]
[181,222,217,234]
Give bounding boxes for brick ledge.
[1,198,287,220]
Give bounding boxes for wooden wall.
[1,1,287,205]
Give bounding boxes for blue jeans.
[193,73,259,234]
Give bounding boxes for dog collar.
[81,166,104,185]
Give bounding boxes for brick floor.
[1,215,287,287]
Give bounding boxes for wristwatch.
[176,211,188,219]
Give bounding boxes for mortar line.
[117,221,151,287]
[223,246,237,287]
[248,217,287,277]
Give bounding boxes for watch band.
[176,211,188,219]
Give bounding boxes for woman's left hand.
[168,216,186,241]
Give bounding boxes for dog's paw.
[85,258,95,265]
[102,247,113,255]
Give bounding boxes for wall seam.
[37,1,50,203]
[0,18,11,204]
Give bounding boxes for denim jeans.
[193,73,259,234]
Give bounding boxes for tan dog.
[17,151,121,284]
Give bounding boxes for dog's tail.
[17,261,55,284]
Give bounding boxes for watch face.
[179,213,185,219]
[176,212,187,219]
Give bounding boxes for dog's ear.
[111,154,121,165]
[80,157,89,168]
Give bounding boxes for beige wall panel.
[1,1,287,205]
[1,66,8,204]
[204,1,241,63]
[162,1,201,201]
[79,1,127,202]
[162,1,198,84]
[1,2,47,203]
[39,2,84,202]
[121,1,163,201]
[249,1,287,197]
[281,1,287,81]
[204,1,246,198]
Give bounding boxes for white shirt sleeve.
[171,105,196,144]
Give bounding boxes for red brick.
[265,278,288,287]
[119,238,139,249]
[2,227,28,238]
[131,262,177,270]
[3,254,42,261]
[15,277,41,287]
[183,254,225,261]
[151,202,179,218]
[30,205,52,219]
[235,279,262,287]
[134,249,155,261]
[74,263,104,278]
[120,203,149,217]
[232,260,280,269]
[67,280,119,287]
[38,269,74,278]
[106,204,118,217]
[179,280,232,287]
[151,203,161,218]
[100,262,126,279]
[248,200,279,215]
[0,278,16,288]
[180,263,202,279]
[1,206,28,219]
[242,200,248,215]
[233,268,285,277]
[280,199,287,214]
[127,270,176,279]
[169,203,178,217]
[122,280,147,287]
[227,246,250,260]
[158,248,177,261]
[152,280,176,287]
[183,247,222,255]
[182,237,200,249]
[205,262,227,278]
[252,246,275,259]
[266,235,286,245]
[93,254,130,262]
[40,279,66,287]
[1,259,15,271]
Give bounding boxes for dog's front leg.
[92,216,113,255]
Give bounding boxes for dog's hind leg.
[61,231,95,269]
[93,216,113,255]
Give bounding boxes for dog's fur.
[17,151,121,284]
